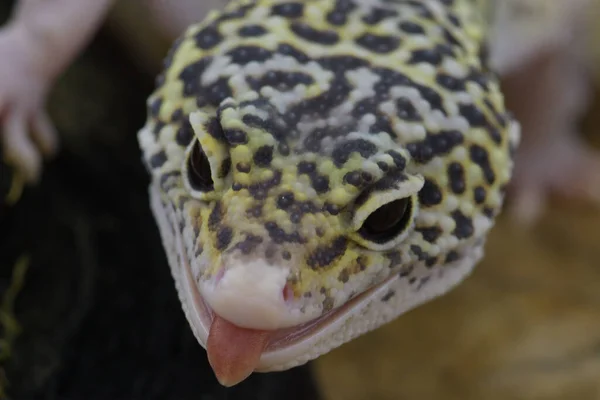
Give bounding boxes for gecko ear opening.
[349,171,424,251]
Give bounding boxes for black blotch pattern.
[271,2,304,18]
[307,237,348,269]
[355,33,400,54]
[447,162,466,194]
[235,234,264,254]
[194,25,223,50]
[149,151,167,168]
[216,227,233,250]
[451,210,474,239]
[407,130,464,164]
[469,145,495,184]
[419,179,443,207]
[253,145,274,167]
[332,139,378,167]
[416,226,442,243]
[290,22,340,45]
[238,24,268,37]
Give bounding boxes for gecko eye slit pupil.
[359,198,411,243]
[188,140,214,191]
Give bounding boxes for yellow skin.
[138,0,517,380]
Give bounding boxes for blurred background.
[1,1,599,399]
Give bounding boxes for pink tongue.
[207,315,270,387]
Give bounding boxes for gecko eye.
[188,140,214,191]
[358,198,411,243]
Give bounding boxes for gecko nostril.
[282,283,294,303]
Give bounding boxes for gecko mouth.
[179,242,395,368]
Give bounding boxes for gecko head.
[139,92,501,386]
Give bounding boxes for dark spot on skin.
[290,22,340,45]
[445,250,460,263]
[344,171,363,187]
[332,139,378,167]
[425,257,438,268]
[460,104,489,128]
[447,12,461,27]
[408,48,442,65]
[419,179,443,207]
[399,264,413,278]
[452,210,474,239]
[277,192,295,210]
[149,151,167,168]
[327,0,356,25]
[399,20,424,34]
[470,144,495,184]
[232,182,243,191]
[407,130,464,163]
[377,161,389,171]
[224,128,249,145]
[316,228,325,237]
[253,145,274,167]
[363,7,398,24]
[396,97,422,121]
[238,24,268,37]
[443,28,463,50]
[204,117,226,142]
[216,227,233,250]
[176,119,194,146]
[307,237,348,269]
[271,2,304,18]
[209,201,223,231]
[474,186,486,204]
[195,25,223,50]
[248,170,282,200]
[323,297,334,313]
[483,207,495,218]
[338,269,350,283]
[235,234,263,254]
[205,78,233,105]
[416,226,442,243]
[355,33,400,53]
[248,71,315,91]
[436,74,466,91]
[246,205,263,218]
[171,108,184,122]
[152,121,165,137]
[411,245,429,261]
[141,98,159,119]
[227,46,273,64]
[264,221,306,244]
[282,251,292,260]
[325,203,340,215]
[276,43,310,62]
[408,277,417,284]
[447,162,466,194]
[216,3,254,22]
[311,175,330,193]
[297,161,316,174]
[381,290,395,302]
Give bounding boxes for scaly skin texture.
[138,0,518,376]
